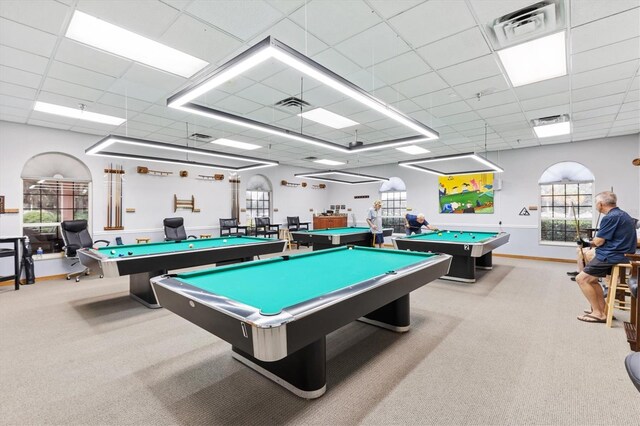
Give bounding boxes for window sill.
[539,241,576,248]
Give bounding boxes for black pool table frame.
[393,232,510,282]
[290,227,393,251]
[150,250,452,398]
[77,237,286,308]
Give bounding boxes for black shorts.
[583,258,628,277]
[374,233,384,244]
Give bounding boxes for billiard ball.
[223,239,227,243]
[454,235,458,238]
[438,233,442,236]
[118,253,124,257]
[472,236,476,239]
[127,251,133,256]
[189,244,194,248]
[110,250,116,255]
[447,230,450,233]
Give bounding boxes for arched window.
[379,177,407,233]
[538,162,595,243]
[21,152,92,254]
[245,175,272,220]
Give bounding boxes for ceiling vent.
[489,0,565,49]
[274,96,310,111]
[530,114,569,127]
[303,156,318,160]
[190,132,212,140]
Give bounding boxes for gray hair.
[595,191,617,206]
[417,213,425,219]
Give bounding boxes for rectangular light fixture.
[298,108,359,129]
[66,11,208,78]
[294,170,388,185]
[399,153,504,176]
[167,37,438,152]
[314,159,345,166]
[210,138,261,150]
[86,135,277,171]
[34,101,126,125]
[396,145,430,155]
[497,31,567,87]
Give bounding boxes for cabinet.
[313,215,347,229]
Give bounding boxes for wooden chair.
[605,263,633,327]
[255,217,279,238]
[624,253,640,350]
[219,218,247,237]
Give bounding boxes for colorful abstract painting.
[438,173,494,214]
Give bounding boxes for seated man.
[575,191,637,323]
[404,213,437,236]
[567,246,596,281]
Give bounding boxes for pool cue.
[107,164,112,228]
[570,202,587,266]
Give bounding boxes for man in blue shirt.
[575,191,637,323]
[404,213,437,236]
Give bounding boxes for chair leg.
[606,267,620,328]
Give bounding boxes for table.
[77,236,286,308]
[394,230,510,282]
[150,246,451,398]
[290,226,393,251]
[199,234,212,239]
[0,236,25,290]
[135,237,151,244]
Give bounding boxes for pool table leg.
[476,252,493,270]
[231,337,327,399]
[130,271,164,309]
[441,255,476,283]
[359,294,410,332]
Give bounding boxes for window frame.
[539,181,594,245]
[380,191,407,233]
[245,189,271,222]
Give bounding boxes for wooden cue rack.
[104,164,125,230]
[174,194,196,212]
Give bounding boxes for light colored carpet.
[1,254,638,425]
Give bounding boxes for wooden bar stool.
[278,228,293,251]
[605,263,633,327]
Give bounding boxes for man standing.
[404,213,437,236]
[575,191,637,323]
[366,200,384,248]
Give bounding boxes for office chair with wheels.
[163,217,196,241]
[60,220,110,282]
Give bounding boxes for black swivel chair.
[60,220,109,282]
[219,218,248,237]
[287,216,310,248]
[255,217,279,238]
[163,217,196,241]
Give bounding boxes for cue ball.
[189,244,194,248]
[128,251,133,256]
[447,230,450,233]
[110,250,115,255]
[223,239,227,243]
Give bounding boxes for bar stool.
[605,263,633,327]
[278,228,293,251]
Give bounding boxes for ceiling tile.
[0,17,56,57]
[439,55,502,86]
[453,74,510,99]
[615,110,640,122]
[0,0,69,35]
[250,18,328,58]
[417,27,491,70]
[107,78,166,103]
[48,61,116,91]
[27,118,71,130]
[368,0,423,19]
[572,78,631,102]
[571,7,640,53]
[625,89,639,102]
[439,111,481,125]
[571,0,639,27]
[311,49,361,78]
[520,92,571,111]
[289,0,380,45]
[573,114,618,127]
[366,51,430,85]
[620,101,640,113]
[394,72,449,99]
[389,0,476,48]
[572,93,626,113]
[0,65,42,88]
[430,101,471,118]
[120,63,186,94]
[484,112,527,126]
[216,95,263,115]
[572,60,639,89]
[41,77,104,102]
[412,88,461,109]
[335,22,409,68]
[573,104,620,120]
[97,92,151,113]
[514,76,569,100]
[572,37,640,74]
[55,39,131,79]
[477,102,522,119]
[0,45,48,75]
[0,81,37,100]
[469,89,518,109]
[467,0,537,27]
[524,104,570,121]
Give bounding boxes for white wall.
[329,134,640,260]
[1,120,639,278]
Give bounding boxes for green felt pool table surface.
[93,236,277,258]
[172,246,438,315]
[406,230,498,244]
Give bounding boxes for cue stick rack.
[174,194,196,212]
[312,184,327,189]
[104,164,125,231]
[137,166,172,176]
[197,174,224,181]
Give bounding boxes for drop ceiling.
[0,0,638,171]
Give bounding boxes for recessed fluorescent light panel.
[66,11,208,78]
[298,108,359,129]
[497,31,567,87]
[34,101,126,125]
[295,170,389,185]
[399,153,504,176]
[314,159,345,166]
[167,37,438,153]
[210,138,261,150]
[86,135,277,171]
[532,114,571,138]
[396,145,431,155]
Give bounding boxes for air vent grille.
[531,114,569,127]
[489,0,565,49]
[190,132,212,140]
[275,96,310,109]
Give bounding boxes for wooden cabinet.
[313,215,347,229]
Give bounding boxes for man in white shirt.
[366,200,384,248]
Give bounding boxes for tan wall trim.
[494,253,575,264]
[0,273,68,287]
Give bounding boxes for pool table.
[150,246,452,398]
[77,236,286,308]
[393,230,510,282]
[290,226,393,250]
